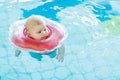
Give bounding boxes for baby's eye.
[44,29,46,31]
[38,31,41,33]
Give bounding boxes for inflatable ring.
[10,16,66,54]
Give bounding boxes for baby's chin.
[28,33,49,40]
[32,36,47,40]
[38,37,45,40]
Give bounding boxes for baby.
[25,16,49,40]
[15,15,65,62]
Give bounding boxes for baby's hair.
[25,15,45,28]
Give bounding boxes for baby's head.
[25,15,49,40]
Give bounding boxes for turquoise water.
[0,0,120,80]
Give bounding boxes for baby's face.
[26,24,49,40]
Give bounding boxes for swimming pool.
[0,0,120,80]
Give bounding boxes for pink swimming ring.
[11,24,66,54]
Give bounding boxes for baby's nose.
[43,31,48,36]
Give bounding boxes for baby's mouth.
[40,36,47,40]
[40,33,50,40]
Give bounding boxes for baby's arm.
[56,44,65,62]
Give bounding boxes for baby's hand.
[56,52,64,62]
[56,45,65,62]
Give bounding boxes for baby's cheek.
[41,33,45,37]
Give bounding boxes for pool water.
[0,0,120,80]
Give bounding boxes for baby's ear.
[25,28,28,30]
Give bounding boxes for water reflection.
[86,0,120,21]
[21,0,83,21]
[29,49,57,61]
